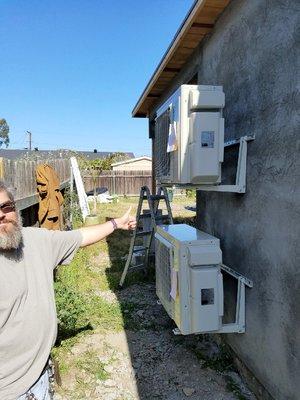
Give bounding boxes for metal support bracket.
[196,135,255,194]
[219,263,253,334]
[171,263,253,336]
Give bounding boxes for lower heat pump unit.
[155,224,253,334]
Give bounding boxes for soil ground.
[53,195,256,400]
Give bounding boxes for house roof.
[132,0,230,118]
[0,149,135,160]
[111,156,152,167]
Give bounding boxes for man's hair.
[0,180,15,202]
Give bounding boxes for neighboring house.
[111,156,152,171]
[0,149,134,161]
[133,1,299,400]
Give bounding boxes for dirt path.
[54,282,255,400]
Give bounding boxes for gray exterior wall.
[150,1,300,399]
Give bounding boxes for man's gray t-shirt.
[0,227,82,400]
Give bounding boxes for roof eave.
[132,0,204,118]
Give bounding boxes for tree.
[0,119,9,148]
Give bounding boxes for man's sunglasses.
[0,201,16,214]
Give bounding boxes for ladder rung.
[138,213,168,221]
[129,264,147,271]
[132,246,148,253]
[155,215,170,222]
[136,230,152,237]
[150,195,166,200]
[138,213,154,219]
[142,195,166,201]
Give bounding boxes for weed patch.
[55,281,90,340]
[76,350,109,381]
[188,342,235,373]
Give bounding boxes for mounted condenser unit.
[154,84,225,185]
[155,224,253,335]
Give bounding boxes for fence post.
[0,158,4,179]
[113,170,116,195]
[123,173,125,197]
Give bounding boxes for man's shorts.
[17,368,52,400]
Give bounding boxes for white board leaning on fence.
[70,156,90,220]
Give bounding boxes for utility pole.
[26,131,32,150]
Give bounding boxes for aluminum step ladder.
[119,185,173,287]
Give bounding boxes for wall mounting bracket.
[172,263,253,335]
[195,135,255,194]
[219,263,253,334]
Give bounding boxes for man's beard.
[0,212,23,250]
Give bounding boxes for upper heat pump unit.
[154,84,225,185]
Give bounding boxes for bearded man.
[0,181,136,400]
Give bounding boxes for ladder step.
[129,264,147,271]
[138,213,152,219]
[136,230,152,237]
[155,215,171,222]
[142,195,166,201]
[138,213,169,221]
[150,195,166,200]
[132,246,148,253]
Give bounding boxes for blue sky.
[0,0,194,156]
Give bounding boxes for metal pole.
[70,163,74,225]
[26,131,32,151]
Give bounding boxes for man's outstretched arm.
[79,207,136,247]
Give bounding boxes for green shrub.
[54,281,88,337]
[62,187,83,228]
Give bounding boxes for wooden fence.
[0,157,70,210]
[82,170,152,196]
[0,157,151,209]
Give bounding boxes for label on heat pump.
[201,131,215,148]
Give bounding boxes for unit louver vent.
[154,109,170,178]
[155,237,175,318]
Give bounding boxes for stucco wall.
[150,0,300,399]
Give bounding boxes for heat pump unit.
[155,223,223,334]
[154,85,225,185]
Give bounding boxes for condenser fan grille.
[155,238,175,318]
[154,109,170,178]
